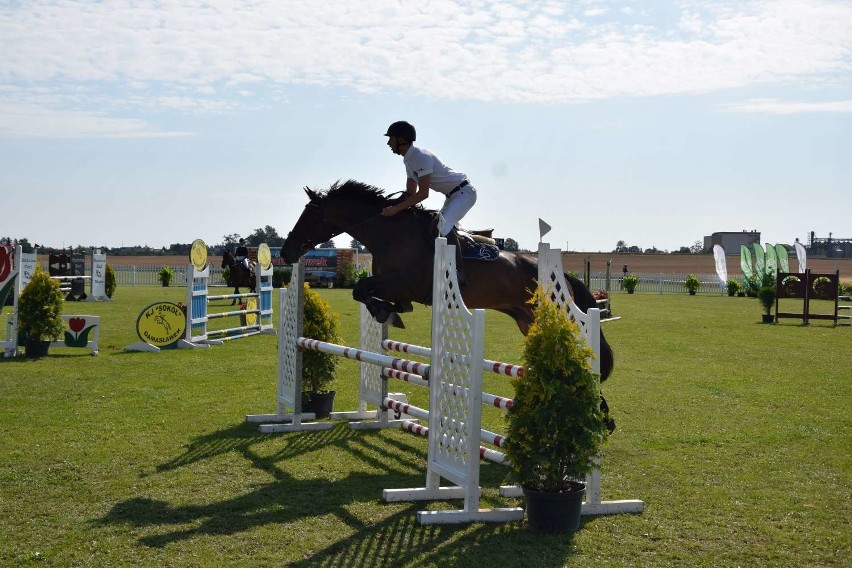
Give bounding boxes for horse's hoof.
[389,313,405,329]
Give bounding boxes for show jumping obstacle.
[178,241,275,348]
[248,237,644,525]
[47,250,111,302]
[1,245,101,357]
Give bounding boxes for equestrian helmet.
[384,121,416,142]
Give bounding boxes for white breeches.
[438,185,477,237]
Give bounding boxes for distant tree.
[247,225,284,247]
[614,240,628,253]
[168,243,192,255]
[350,239,365,252]
[503,238,519,252]
[676,246,690,254]
[690,240,703,254]
[320,239,336,249]
[17,238,34,253]
[222,233,241,248]
[627,245,641,253]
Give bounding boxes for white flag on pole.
[795,240,807,272]
[713,245,727,285]
[538,218,552,241]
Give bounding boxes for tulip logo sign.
[64,317,98,348]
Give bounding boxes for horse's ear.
[304,187,319,202]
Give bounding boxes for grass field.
[1,286,850,567]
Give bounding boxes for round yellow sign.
[243,296,258,326]
[257,243,272,270]
[190,239,208,271]
[136,302,187,348]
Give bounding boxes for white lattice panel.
[537,242,601,374]
[429,238,485,492]
[277,265,301,412]
[359,304,385,408]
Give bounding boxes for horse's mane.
[318,180,427,212]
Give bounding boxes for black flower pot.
[25,338,51,359]
[522,481,585,533]
[302,391,336,419]
[762,314,774,324]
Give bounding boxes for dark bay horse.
[281,180,614,381]
[221,250,256,304]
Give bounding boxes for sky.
[1,0,850,253]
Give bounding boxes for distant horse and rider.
[221,241,256,305]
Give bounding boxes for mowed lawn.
[1,285,849,567]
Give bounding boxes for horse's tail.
[565,272,614,382]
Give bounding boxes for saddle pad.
[462,242,500,261]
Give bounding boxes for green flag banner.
[740,245,754,280]
[775,244,790,273]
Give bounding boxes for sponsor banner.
[136,302,187,349]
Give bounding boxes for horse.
[221,250,256,305]
[280,180,614,382]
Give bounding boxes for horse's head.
[221,250,233,269]
[281,182,387,263]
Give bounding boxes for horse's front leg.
[353,275,411,328]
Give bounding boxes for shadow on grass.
[97,421,577,566]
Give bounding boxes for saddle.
[457,231,500,261]
[427,216,500,261]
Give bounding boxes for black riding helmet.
[384,121,416,142]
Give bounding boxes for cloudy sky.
[1,0,850,253]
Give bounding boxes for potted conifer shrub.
[506,287,609,533]
[18,268,65,358]
[757,285,776,323]
[685,274,701,295]
[158,266,175,287]
[622,274,638,294]
[301,284,340,418]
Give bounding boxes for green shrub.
[757,285,776,315]
[841,281,852,296]
[105,263,116,298]
[302,285,340,394]
[726,279,742,297]
[622,274,639,292]
[505,287,609,493]
[685,274,701,294]
[273,267,291,288]
[335,262,359,288]
[158,266,175,287]
[18,268,64,342]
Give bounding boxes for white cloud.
[716,98,852,114]
[0,102,192,138]
[0,0,850,137]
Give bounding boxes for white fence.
[588,272,726,295]
[36,262,231,287]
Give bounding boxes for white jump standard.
[178,240,275,348]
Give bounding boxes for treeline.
[6,225,525,256]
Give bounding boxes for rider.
[235,238,249,271]
[381,120,477,285]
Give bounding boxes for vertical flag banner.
[795,240,807,272]
[775,244,790,273]
[713,245,727,285]
[740,245,754,281]
[753,243,765,278]
[765,243,777,277]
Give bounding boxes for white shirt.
[403,146,467,195]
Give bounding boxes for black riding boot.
[446,229,468,287]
